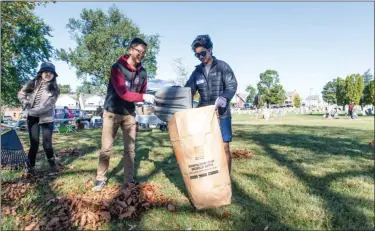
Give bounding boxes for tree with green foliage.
[256,70,286,107]
[57,5,160,89]
[245,85,257,103]
[344,75,356,104]
[254,94,264,108]
[360,69,373,108]
[363,69,373,86]
[58,84,72,94]
[363,80,374,106]
[344,74,364,105]
[76,81,106,94]
[336,77,346,108]
[321,80,337,104]
[354,74,364,105]
[293,94,302,108]
[1,1,54,107]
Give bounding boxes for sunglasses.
[132,47,146,55]
[194,51,207,58]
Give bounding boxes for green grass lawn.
[1,113,374,230]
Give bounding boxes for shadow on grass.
[8,123,372,230]
[106,129,297,230]
[233,124,373,158]
[234,124,374,229]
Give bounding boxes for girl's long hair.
[23,73,60,96]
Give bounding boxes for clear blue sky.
[34,2,374,100]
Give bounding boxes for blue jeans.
[219,117,232,142]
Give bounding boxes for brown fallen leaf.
[222,210,231,219]
[232,149,255,159]
[80,213,87,226]
[86,179,94,188]
[24,222,40,231]
[128,206,136,213]
[45,217,59,229]
[119,211,133,219]
[167,204,176,211]
[99,211,111,221]
[117,200,128,208]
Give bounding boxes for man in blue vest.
[93,38,155,191]
[185,35,238,173]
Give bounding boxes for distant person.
[17,62,61,175]
[96,105,104,118]
[63,106,69,118]
[348,102,355,119]
[184,34,238,173]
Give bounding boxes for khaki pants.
[96,110,136,184]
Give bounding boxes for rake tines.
[1,129,30,171]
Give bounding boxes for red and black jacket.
[104,55,147,115]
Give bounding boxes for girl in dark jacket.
[18,62,60,175]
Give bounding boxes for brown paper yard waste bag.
[168,105,232,210]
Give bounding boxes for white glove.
[143,94,155,104]
[215,96,227,108]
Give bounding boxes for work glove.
[215,96,227,108]
[143,94,155,105]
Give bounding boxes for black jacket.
[104,55,147,115]
[185,57,237,118]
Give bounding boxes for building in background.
[284,90,299,106]
[55,94,80,110]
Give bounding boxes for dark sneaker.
[25,167,36,177]
[48,159,61,172]
[92,180,106,191]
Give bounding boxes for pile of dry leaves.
[21,182,174,230]
[232,149,255,159]
[2,182,32,201]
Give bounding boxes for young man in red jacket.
[93,38,155,191]
[348,101,355,119]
